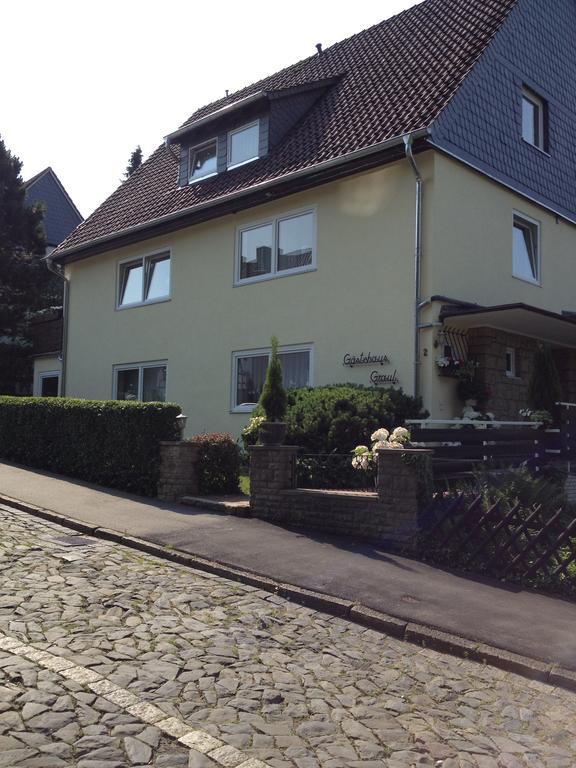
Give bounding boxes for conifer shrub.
[258,336,287,422]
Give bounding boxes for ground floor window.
[39,372,60,397]
[114,362,167,402]
[505,347,517,378]
[232,344,312,412]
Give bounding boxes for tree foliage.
[124,145,143,178]
[527,344,562,417]
[0,136,51,394]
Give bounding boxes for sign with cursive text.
[343,352,390,368]
[370,369,399,385]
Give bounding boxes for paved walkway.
[1,504,576,768]
[1,462,576,674]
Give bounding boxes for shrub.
[0,396,181,496]
[188,432,240,495]
[528,344,562,419]
[258,336,287,421]
[285,384,426,453]
[243,384,427,453]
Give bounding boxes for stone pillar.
[157,441,199,501]
[376,448,433,546]
[248,445,298,521]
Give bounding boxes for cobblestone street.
[0,504,575,768]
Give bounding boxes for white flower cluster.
[351,426,411,470]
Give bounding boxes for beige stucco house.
[47,0,576,437]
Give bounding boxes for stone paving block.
[208,743,246,767]
[179,730,224,753]
[156,716,193,738]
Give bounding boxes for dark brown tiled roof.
[54,0,517,260]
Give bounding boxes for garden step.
[180,495,250,517]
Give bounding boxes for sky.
[2,0,423,218]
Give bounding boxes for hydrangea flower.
[372,440,390,451]
[370,428,389,442]
[390,426,410,443]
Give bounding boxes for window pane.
[277,213,314,271]
[229,123,259,166]
[117,369,139,400]
[189,142,217,182]
[142,366,167,402]
[240,224,273,279]
[513,220,538,281]
[522,97,537,145]
[120,263,143,305]
[146,256,170,301]
[278,351,310,389]
[40,376,59,397]
[236,354,268,406]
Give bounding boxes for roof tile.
[55,0,517,258]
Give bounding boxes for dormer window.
[228,121,259,169]
[189,140,217,183]
[521,87,547,151]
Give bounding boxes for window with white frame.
[232,345,312,411]
[118,252,171,307]
[521,87,547,151]
[237,210,315,283]
[114,362,167,402]
[228,121,259,168]
[39,371,60,397]
[505,347,516,378]
[189,139,217,183]
[513,214,540,284]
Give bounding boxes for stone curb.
[1,491,573,694]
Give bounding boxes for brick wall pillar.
[248,445,298,521]
[376,448,433,544]
[157,441,199,501]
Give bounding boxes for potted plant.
[258,336,288,445]
[455,360,490,409]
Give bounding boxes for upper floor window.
[521,87,547,151]
[118,252,171,308]
[228,121,259,168]
[236,209,315,284]
[114,362,167,402]
[189,140,217,183]
[513,213,540,285]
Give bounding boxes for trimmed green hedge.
[188,433,240,495]
[0,396,181,496]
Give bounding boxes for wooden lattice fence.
[419,494,576,594]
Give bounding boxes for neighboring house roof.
[53,0,517,262]
[24,167,83,248]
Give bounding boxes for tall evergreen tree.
[0,135,49,394]
[124,145,143,178]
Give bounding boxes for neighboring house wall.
[33,356,62,397]
[64,159,422,436]
[431,0,576,223]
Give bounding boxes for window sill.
[227,156,259,171]
[231,404,257,414]
[116,296,171,311]
[511,274,541,287]
[235,265,316,287]
[521,137,550,157]
[188,172,218,185]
